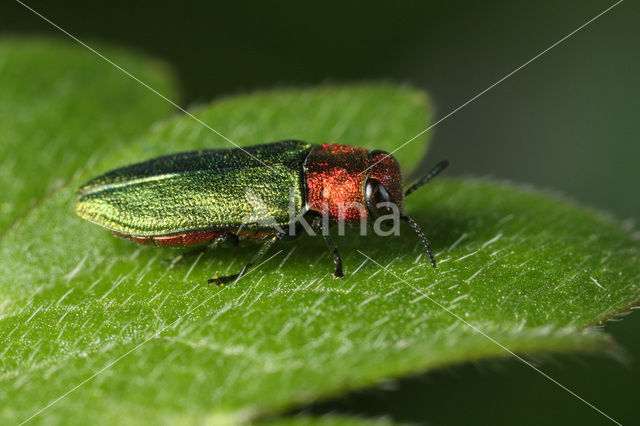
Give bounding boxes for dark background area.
[2,1,638,424]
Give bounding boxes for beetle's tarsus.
[331,247,344,278]
[209,270,243,286]
[320,223,344,279]
[332,250,344,278]
[208,275,233,286]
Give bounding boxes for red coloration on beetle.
[111,228,275,248]
[305,144,370,223]
[112,230,219,247]
[131,235,153,244]
[367,152,404,210]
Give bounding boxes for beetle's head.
[365,150,404,219]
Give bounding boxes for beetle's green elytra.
[76,140,312,236]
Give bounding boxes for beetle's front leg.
[311,216,344,279]
[323,231,344,279]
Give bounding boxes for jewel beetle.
[75,140,448,284]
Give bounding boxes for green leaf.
[0,37,178,234]
[1,82,639,425]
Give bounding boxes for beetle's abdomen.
[112,228,276,247]
[112,229,221,247]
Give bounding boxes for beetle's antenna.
[404,160,449,197]
[400,215,437,268]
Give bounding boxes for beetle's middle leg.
[208,232,283,285]
[311,216,344,279]
[323,231,344,279]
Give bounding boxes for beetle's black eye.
[365,178,393,218]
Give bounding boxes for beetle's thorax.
[304,143,404,224]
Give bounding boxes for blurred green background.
[2,0,638,424]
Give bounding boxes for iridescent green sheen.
[75,140,312,236]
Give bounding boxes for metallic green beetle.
[76,140,448,284]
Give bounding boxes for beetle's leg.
[209,232,283,286]
[311,216,344,279]
[323,231,344,279]
[212,233,239,249]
